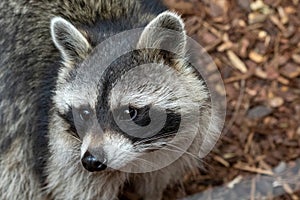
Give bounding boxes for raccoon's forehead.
[54,78,99,112]
[54,48,208,113]
[54,63,175,112]
[109,63,188,109]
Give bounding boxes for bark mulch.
[163,0,300,199]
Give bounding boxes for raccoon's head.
[50,11,210,173]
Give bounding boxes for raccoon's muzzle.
[81,151,107,172]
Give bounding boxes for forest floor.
[162,0,300,199]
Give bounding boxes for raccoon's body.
[0,0,218,199]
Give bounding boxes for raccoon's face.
[50,12,208,172]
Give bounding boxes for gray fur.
[0,0,217,199]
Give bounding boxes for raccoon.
[0,0,218,199]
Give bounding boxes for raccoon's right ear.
[50,17,91,65]
[137,11,186,57]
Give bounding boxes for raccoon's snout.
[81,151,107,172]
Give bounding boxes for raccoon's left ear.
[137,11,186,57]
[50,17,91,65]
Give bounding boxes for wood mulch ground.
[162,0,300,199]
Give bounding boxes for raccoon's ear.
[137,11,186,57]
[50,17,91,65]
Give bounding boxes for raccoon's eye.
[127,105,151,126]
[125,106,138,120]
[80,109,91,121]
[117,105,151,126]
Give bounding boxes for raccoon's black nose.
[81,151,107,172]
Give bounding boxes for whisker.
[141,143,201,162]
[133,157,160,169]
[164,143,201,160]
[133,133,175,145]
[70,134,82,142]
